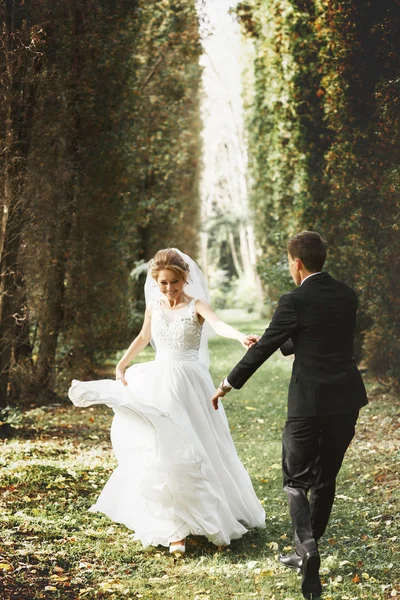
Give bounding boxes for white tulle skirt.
[68,350,265,548]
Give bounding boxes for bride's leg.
[169,539,186,554]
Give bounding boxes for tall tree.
[0,0,203,422]
[238,0,400,389]
[0,0,44,416]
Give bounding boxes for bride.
[68,248,265,554]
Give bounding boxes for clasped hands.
[242,333,261,349]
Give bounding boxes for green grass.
[1,313,399,599]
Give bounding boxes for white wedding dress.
[68,298,265,548]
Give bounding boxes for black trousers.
[282,411,359,556]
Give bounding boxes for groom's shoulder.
[278,290,297,304]
[300,272,357,303]
[328,273,357,297]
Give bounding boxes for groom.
[211,231,368,600]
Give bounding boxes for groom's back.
[227,269,368,416]
[287,271,367,416]
[291,272,357,370]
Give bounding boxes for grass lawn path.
[1,313,399,599]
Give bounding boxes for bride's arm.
[195,299,248,348]
[116,306,152,385]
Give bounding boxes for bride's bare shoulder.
[194,298,211,309]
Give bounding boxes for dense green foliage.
[238,0,400,390]
[0,317,398,598]
[0,0,202,409]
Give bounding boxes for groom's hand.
[212,387,227,411]
[245,334,261,347]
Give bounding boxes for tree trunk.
[228,230,244,278]
[200,231,209,280]
[239,225,253,278]
[0,0,38,415]
[36,211,72,393]
[13,272,32,364]
[0,199,22,409]
[246,223,264,301]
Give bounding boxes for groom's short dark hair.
[287,231,327,272]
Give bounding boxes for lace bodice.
[151,299,203,353]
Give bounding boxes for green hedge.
[238,0,400,390]
[0,0,203,404]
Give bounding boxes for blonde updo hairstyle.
[150,248,190,284]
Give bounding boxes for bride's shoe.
[169,539,186,555]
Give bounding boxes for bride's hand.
[240,334,249,349]
[243,334,260,348]
[116,365,128,386]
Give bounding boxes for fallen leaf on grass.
[78,562,93,570]
[78,588,95,597]
[267,542,279,551]
[258,569,274,577]
[98,579,124,592]
[54,566,64,574]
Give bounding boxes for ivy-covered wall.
[238,0,400,390]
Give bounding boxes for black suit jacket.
[228,272,368,417]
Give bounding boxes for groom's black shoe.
[278,551,302,571]
[301,549,322,599]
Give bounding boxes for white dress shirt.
[301,271,321,285]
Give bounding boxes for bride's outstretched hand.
[116,365,128,386]
[240,334,258,349]
[240,338,249,349]
[244,334,261,348]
